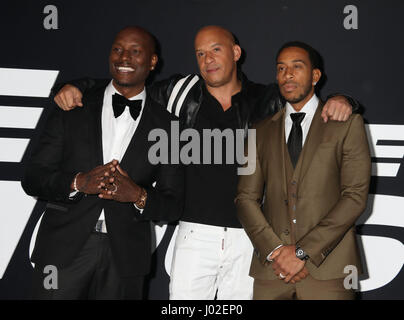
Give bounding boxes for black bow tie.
[112,93,142,120]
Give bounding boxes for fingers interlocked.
[97,161,119,193]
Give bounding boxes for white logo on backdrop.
[0,67,58,278]
[366,124,404,177]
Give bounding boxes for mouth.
[282,82,298,92]
[206,66,220,73]
[115,65,135,73]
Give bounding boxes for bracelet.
[135,188,147,209]
[73,172,82,192]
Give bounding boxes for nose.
[285,67,294,80]
[120,49,131,62]
[204,51,214,64]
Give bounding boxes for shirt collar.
[106,80,146,105]
[285,94,319,119]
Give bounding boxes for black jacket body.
[22,83,184,277]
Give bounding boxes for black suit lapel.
[85,88,106,167]
[120,95,154,170]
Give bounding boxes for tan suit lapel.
[269,108,288,200]
[292,101,325,184]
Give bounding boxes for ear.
[150,54,158,71]
[312,68,321,85]
[233,44,242,62]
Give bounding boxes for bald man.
[52,25,359,300]
[22,26,183,299]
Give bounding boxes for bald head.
[195,25,236,47]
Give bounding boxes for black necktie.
[287,112,306,168]
[112,93,142,121]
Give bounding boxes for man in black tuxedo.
[22,26,183,300]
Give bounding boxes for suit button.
[284,229,289,235]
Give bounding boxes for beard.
[284,80,313,104]
[113,79,137,87]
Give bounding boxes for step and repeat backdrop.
[0,0,403,299]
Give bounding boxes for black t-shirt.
[182,86,244,228]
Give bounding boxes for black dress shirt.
[182,86,243,228]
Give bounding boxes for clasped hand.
[74,160,141,203]
[73,160,117,195]
[270,245,309,284]
[97,160,142,203]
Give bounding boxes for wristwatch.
[295,246,309,261]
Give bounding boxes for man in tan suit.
[236,41,371,300]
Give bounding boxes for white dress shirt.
[99,81,146,231]
[285,94,319,146]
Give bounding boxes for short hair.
[276,41,323,71]
[144,29,157,54]
[117,26,157,54]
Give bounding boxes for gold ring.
[111,183,118,193]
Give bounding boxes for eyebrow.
[195,43,223,52]
[113,42,141,47]
[277,59,307,65]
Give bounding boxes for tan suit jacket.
[236,102,371,280]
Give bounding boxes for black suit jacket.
[22,84,184,277]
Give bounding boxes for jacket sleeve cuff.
[266,244,284,262]
[296,240,325,268]
[257,240,284,265]
[55,171,78,202]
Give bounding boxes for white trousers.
[169,221,254,300]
